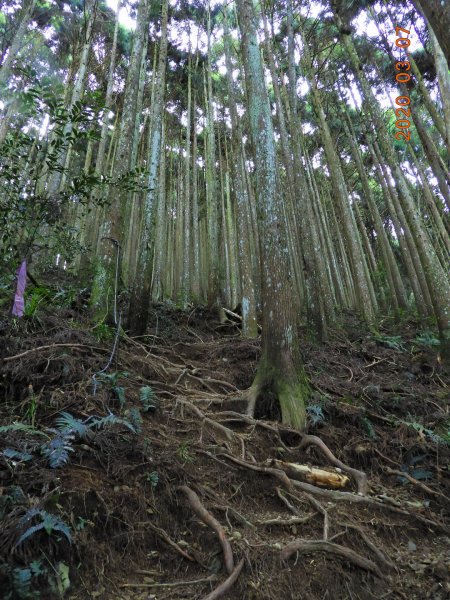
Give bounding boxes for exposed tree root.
[3,343,109,362]
[338,522,395,571]
[145,521,195,563]
[280,539,383,578]
[201,558,245,600]
[178,485,234,574]
[119,575,217,589]
[384,466,450,503]
[305,493,329,540]
[299,435,368,495]
[257,515,314,527]
[217,453,450,533]
[177,399,238,442]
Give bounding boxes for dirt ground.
[0,299,449,600]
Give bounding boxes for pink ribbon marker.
[11,260,27,318]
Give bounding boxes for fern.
[16,509,72,547]
[127,407,143,433]
[372,333,405,351]
[12,567,34,599]
[113,386,126,408]
[139,386,158,412]
[3,448,33,462]
[414,332,440,346]
[55,412,90,439]
[306,404,325,425]
[0,423,48,437]
[41,429,75,468]
[90,412,136,433]
[96,371,129,387]
[146,471,159,490]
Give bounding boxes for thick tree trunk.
[236,0,309,430]
[413,0,450,66]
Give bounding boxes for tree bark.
[236,0,309,430]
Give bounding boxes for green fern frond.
[139,386,158,412]
[55,412,90,439]
[90,412,136,434]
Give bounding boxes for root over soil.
[0,305,449,600]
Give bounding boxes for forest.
[0,0,449,598]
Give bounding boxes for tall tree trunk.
[128,0,168,333]
[223,15,258,337]
[429,28,450,159]
[0,0,37,87]
[412,0,450,66]
[91,0,151,322]
[335,8,450,350]
[298,25,376,322]
[236,0,309,430]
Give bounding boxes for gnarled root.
[280,539,383,578]
[178,485,234,574]
[299,435,368,495]
[201,558,245,600]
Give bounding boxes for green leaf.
[113,386,126,407]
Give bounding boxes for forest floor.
[0,288,449,600]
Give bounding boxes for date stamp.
[394,26,411,141]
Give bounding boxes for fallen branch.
[178,485,234,574]
[201,558,245,600]
[299,435,368,495]
[280,539,382,577]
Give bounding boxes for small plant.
[16,508,72,547]
[146,471,159,490]
[23,385,38,429]
[92,322,115,342]
[75,516,93,531]
[306,403,325,425]
[3,448,33,463]
[126,407,143,433]
[139,386,158,412]
[372,333,406,351]
[177,441,193,464]
[2,410,137,470]
[23,287,51,319]
[3,561,45,599]
[96,371,128,407]
[398,419,449,445]
[413,331,440,347]
[40,429,75,468]
[362,416,377,439]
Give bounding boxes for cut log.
[268,459,350,489]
